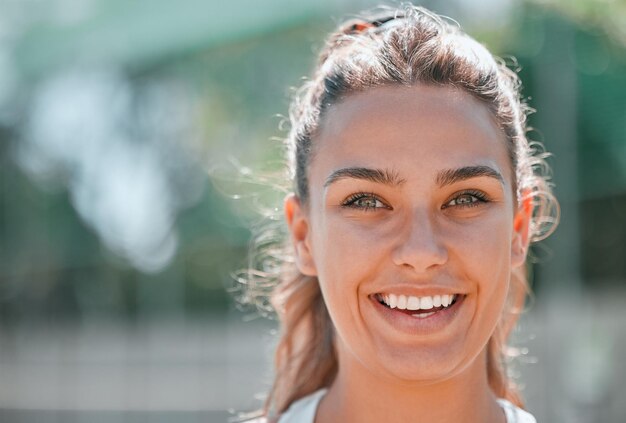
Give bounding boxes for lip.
[368,285,467,298]
[369,293,466,336]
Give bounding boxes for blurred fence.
[0,0,625,422]
[1,291,626,422]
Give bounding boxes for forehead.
[311,84,512,187]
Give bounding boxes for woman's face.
[285,84,530,383]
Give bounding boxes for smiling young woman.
[240,4,559,423]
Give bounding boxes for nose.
[391,209,448,272]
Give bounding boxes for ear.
[511,192,533,268]
[284,193,318,276]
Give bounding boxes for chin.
[370,343,468,385]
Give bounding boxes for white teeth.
[433,295,442,307]
[397,295,407,310]
[440,295,448,307]
[412,311,436,318]
[379,293,460,310]
[406,296,420,310]
[389,294,397,309]
[420,296,434,310]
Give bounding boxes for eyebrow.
[435,165,504,187]
[324,167,406,188]
[324,165,504,188]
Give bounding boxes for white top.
[277,389,537,423]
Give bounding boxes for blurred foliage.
[0,0,624,324]
[529,0,626,45]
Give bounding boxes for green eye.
[443,190,489,209]
[342,193,390,211]
[355,197,383,208]
[452,194,478,205]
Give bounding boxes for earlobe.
[511,194,533,267]
[284,193,318,276]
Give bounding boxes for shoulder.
[239,416,278,423]
[236,411,276,423]
[276,389,328,423]
[241,389,327,423]
[496,398,537,423]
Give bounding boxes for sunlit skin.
[285,84,531,423]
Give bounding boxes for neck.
[316,345,505,423]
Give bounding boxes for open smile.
[376,293,460,317]
[369,292,467,335]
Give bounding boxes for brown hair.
[239,3,559,418]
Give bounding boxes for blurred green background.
[0,0,625,421]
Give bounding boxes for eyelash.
[442,189,490,209]
[340,190,490,211]
[341,192,390,211]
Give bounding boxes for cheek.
[312,216,391,279]
[448,212,513,274]
[448,215,513,329]
[310,216,391,334]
